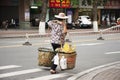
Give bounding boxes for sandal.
[50,69,56,74]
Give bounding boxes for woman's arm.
[62,21,67,34]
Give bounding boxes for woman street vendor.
[47,12,68,74]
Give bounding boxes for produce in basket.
[57,43,75,53]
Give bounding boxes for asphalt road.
[0,36,120,80]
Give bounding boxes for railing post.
[97,30,104,40]
[23,33,32,45]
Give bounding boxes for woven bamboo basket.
[58,52,77,69]
[38,48,55,67]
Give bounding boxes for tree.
[92,0,98,32]
[92,0,108,32]
[71,0,79,22]
[39,0,48,34]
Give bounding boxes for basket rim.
[38,47,53,52]
[57,51,76,54]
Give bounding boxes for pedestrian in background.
[1,20,8,30]
[117,18,120,25]
[47,12,68,74]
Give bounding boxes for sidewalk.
[67,61,120,80]
[0,29,39,38]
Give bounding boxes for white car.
[78,16,92,28]
[72,15,92,29]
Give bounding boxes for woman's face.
[57,19,66,23]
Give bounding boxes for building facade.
[0,0,120,29]
[79,0,120,27]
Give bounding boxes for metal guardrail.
[97,25,120,40]
[68,25,120,42]
[23,33,50,45]
[23,25,120,45]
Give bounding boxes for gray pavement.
[0,29,39,38]
[0,29,120,80]
[67,61,120,80]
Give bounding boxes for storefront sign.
[49,0,70,8]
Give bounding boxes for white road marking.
[26,73,74,80]
[81,43,103,46]
[105,51,120,54]
[76,43,103,46]
[0,65,21,70]
[0,68,42,78]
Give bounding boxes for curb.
[67,61,120,80]
[0,33,51,39]
[0,30,95,39]
[0,35,25,39]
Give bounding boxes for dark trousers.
[51,43,61,70]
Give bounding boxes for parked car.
[72,15,92,28]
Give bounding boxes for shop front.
[101,9,120,27]
[100,0,120,27]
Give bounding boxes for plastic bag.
[60,56,67,69]
[53,54,59,65]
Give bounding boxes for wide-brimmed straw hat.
[55,13,68,19]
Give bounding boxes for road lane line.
[26,73,74,80]
[105,51,120,54]
[81,43,103,46]
[0,68,42,78]
[0,65,21,70]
